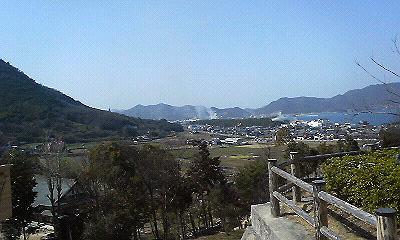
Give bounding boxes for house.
[223,138,243,145]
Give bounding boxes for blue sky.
[1,1,399,109]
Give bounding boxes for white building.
[223,138,243,145]
[308,119,323,128]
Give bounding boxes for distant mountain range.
[119,104,253,120]
[120,83,400,121]
[0,60,183,143]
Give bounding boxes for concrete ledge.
[241,226,259,240]
[244,203,314,240]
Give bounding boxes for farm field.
[55,130,337,181]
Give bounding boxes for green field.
[170,143,287,177]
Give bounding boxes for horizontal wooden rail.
[277,182,294,192]
[278,160,292,168]
[318,191,377,226]
[271,166,313,192]
[277,150,366,168]
[273,191,315,226]
[303,150,366,162]
[320,226,344,240]
[268,153,397,240]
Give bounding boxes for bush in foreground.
[322,149,400,219]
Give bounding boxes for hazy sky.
[1,1,400,110]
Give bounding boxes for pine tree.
[187,140,224,228]
[1,150,37,240]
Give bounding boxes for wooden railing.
[268,154,398,240]
[281,151,367,203]
[277,150,366,168]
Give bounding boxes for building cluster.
[287,119,381,141]
[186,119,382,145]
[187,124,276,143]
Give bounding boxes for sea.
[275,112,399,126]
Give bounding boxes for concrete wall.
[242,203,313,240]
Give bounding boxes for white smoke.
[206,107,217,119]
[193,105,217,119]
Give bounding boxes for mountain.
[210,107,252,119]
[120,104,253,121]
[255,83,400,115]
[121,83,400,121]
[121,104,215,121]
[254,97,330,115]
[0,60,183,143]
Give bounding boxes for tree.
[336,135,360,152]
[275,127,291,145]
[134,145,169,239]
[317,142,335,154]
[42,138,68,238]
[284,141,319,177]
[84,143,149,240]
[235,161,269,216]
[379,126,400,147]
[0,131,6,145]
[209,182,241,233]
[284,141,318,158]
[171,178,193,240]
[135,144,190,239]
[188,140,225,192]
[345,135,360,151]
[1,150,37,240]
[187,140,224,229]
[356,37,400,117]
[84,143,193,240]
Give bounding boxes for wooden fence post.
[268,159,280,217]
[290,152,301,203]
[376,208,397,240]
[313,180,328,240]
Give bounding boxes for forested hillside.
[0,60,183,143]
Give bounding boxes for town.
[184,118,382,146]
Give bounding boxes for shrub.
[322,149,400,220]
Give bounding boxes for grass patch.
[172,144,287,175]
[221,157,254,172]
[209,146,262,157]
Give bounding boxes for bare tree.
[355,36,400,117]
[43,138,67,238]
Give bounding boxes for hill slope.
[255,83,400,115]
[0,60,183,143]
